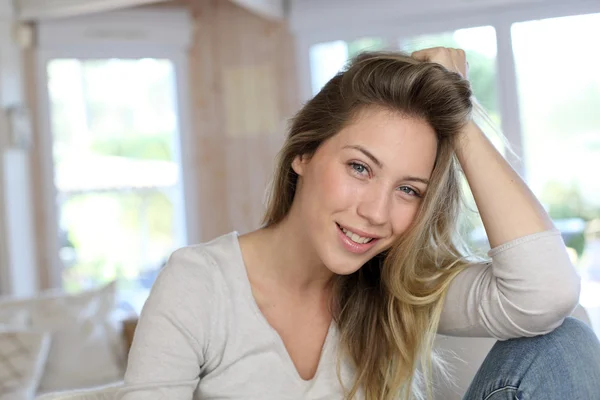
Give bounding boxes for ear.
[291,154,309,176]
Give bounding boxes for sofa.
[0,281,131,400]
[0,274,592,400]
[28,297,593,400]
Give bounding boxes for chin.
[317,229,387,276]
[320,249,369,276]
[324,262,363,276]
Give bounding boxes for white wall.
[0,0,38,296]
[14,0,285,21]
[289,0,600,38]
[15,0,168,20]
[3,151,37,295]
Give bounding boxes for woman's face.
[292,107,438,275]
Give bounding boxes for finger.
[411,47,444,62]
[448,48,468,77]
[452,48,466,58]
[410,49,434,62]
[455,48,467,66]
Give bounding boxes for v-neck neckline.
[230,231,335,385]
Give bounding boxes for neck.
[240,212,334,295]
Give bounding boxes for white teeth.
[341,227,373,244]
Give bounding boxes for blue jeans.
[463,317,600,399]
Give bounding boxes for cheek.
[390,203,421,235]
[315,164,356,208]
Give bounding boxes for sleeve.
[438,229,581,339]
[116,245,218,399]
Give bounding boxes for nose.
[356,185,390,226]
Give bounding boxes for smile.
[336,223,380,254]
[340,226,373,244]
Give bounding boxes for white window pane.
[512,13,600,330]
[309,37,387,95]
[310,41,348,96]
[46,58,185,315]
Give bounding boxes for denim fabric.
[463,317,600,400]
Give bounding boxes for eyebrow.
[343,144,430,185]
[404,176,430,186]
[344,145,383,169]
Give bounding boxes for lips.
[339,226,374,244]
[336,223,380,254]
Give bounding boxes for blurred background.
[0,0,599,327]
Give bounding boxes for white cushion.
[0,282,125,393]
[0,309,29,329]
[0,330,51,400]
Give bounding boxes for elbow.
[489,230,585,338]
[538,243,584,327]
[498,270,582,338]
[527,271,581,335]
[554,272,581,318]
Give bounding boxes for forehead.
[328,108,438,171]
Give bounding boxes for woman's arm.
[412,47,580,337]
[437,125,580,337]
[437,231,580,338]
[116,246,216,399]
[455,120,553,247]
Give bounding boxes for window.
[512,13,600,312]
[302,5,600,335]
[309,37,387,95]
[46,58,186,314]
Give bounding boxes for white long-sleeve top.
[117,230,580,399]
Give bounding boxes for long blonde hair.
[263,51,474,399]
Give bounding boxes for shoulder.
[148,232,240,306]
[135,233,240,349]
[162,232,239,281]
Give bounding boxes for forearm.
[456,121,554,248]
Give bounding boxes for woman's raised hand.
[411,47,469,79]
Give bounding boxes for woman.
[118,48,600,399]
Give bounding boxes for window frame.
[295,2,600,176]
[35,8,198,289]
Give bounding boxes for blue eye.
[349,162,369,176]
[398,186,420,197]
